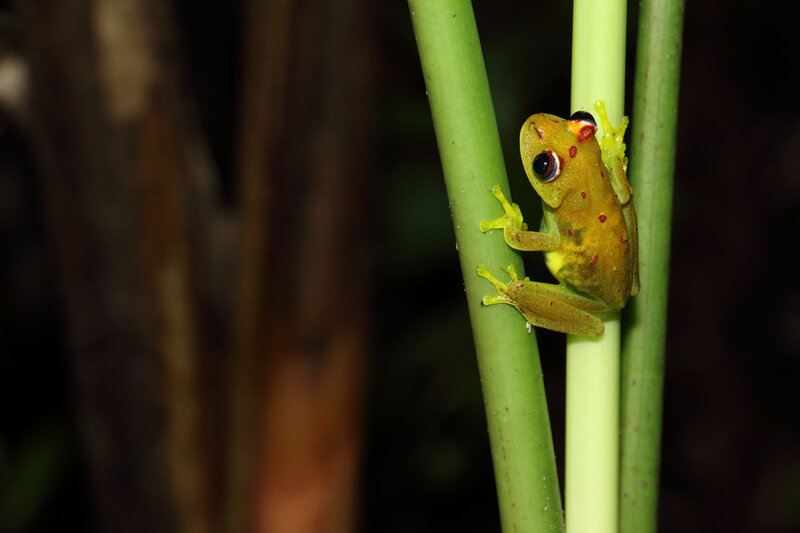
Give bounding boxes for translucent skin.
[520,113,636,310]
[478,105,638,337]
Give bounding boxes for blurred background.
[1,1,798,532]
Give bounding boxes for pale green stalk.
[409,1,563,531]
[566,0,627,532]
[619,0,684,531]
[565,318,620,532]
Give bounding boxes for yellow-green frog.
[477,101,638,337]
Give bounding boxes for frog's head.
[519,111,600,208]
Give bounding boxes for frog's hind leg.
[516,282,607,337]
[477,264,607,337]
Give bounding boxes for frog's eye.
[567,111,597,143]
[569,111,596,125]
[532,150,562,182]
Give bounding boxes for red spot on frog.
[569,146,577,158]
[567,229,573,236]
[598,214,607,223]
[549,301,554,306]
[590,254,599,265]
[577,125,596,143]
[581,191,586,199]
[535,127,544,139]
[620,237,628,243]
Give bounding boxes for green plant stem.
[408,1,563,531]
[619,1,684,531]
[570,0,627,121]
[567,0,627,532]
[565,317,620,533]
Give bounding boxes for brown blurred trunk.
[18,2,224,532]
[228,0,374,532]
[19,0,372,530]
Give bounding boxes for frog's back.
[521,112,636,310]
[543,158,633,310]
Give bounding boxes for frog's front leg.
[476,264,609,337]
[594,100,639,295]
[480,185,559,252]
[594,100,632,204]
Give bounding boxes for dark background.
[1,1,798,532]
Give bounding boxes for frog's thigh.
[514,282,607,337]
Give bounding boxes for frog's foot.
[476,265,523,306]
[479,185,527,233]
[477,264,522,287]
[594,100,629,170]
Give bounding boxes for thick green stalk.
[408,1,563,531]
[619,0,684,531]
[566,0,627,532]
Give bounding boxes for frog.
[477,101,638,337]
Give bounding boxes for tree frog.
[477,101,638,337]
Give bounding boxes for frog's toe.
[501,264,521,281]
[480,217,505,232]
[481,293,514,307]
[477,265,510,293]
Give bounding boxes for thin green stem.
[565,317,621,533]
[566,0,627,531]
[408,1,563,531]
[619,1,684,531]
[570,0,627,120]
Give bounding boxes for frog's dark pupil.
[569,110,597,127]
[533,152,552,179]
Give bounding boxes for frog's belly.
[544,245,630,310]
